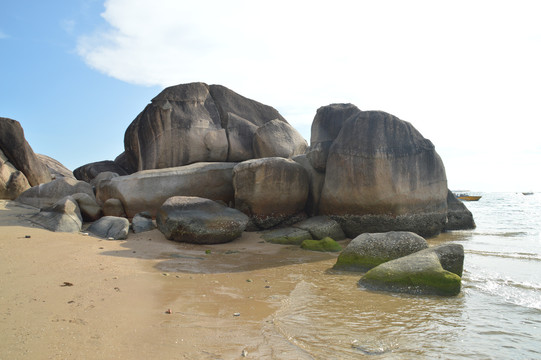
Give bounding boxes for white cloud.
[77,0,541,191]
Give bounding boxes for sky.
[1,0,540,192]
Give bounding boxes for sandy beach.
[0,200,343,359]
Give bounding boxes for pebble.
[241,349,248,357]
[233,312,241,317]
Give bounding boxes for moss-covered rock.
[333,231,428,271]
[300,237,342,252]
[359,251,461,296]
[262,227,312,245]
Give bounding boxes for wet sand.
[0,200,343,359]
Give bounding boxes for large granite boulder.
[122,82,305,171]
[422,243,465,277]
[96,162,236,218]
[1,149,31,199]
[29,196,83,233]
[334,231,429,271]
[37,154,75,180]
[444,190,476,231]
[156,196,249,244]
[358,248,462,296]
[233,157,309,229]
[307,103,362,172]
[0,117,51,186]
[252,119,308,159]
[131,211,155,233]
[87,216,130,240]
[73,160,129,183]
[16,177,95,209]
[318,110,448,238]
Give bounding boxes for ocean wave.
[466,249,541,262]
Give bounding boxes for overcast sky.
[2,0,540,191]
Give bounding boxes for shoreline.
[0,200,342,359]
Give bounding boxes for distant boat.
[456,195,482,201]
[522,192,534,195]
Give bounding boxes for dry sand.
[0,200,343,359]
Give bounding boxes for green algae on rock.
[358,251,461,296]
[300,237,342,252]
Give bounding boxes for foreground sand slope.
[0,200,340,359]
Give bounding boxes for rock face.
[292,154,325,216]
[29,196,82,233]
[0,117,51,187]
[156,196,249,244]
[307,103,362,172]
[444,190,476,231]
[316,108,448,238]
[233,157,309,229]
[87,216,130,240]
[37,154,75,180]
[71,192,102,222]
[73,160,129,183]
[96,162,236,218]
[358,247,462,296]
[252,119,308,158]
[334,231,429,271]
[122,82,306,171]
[1,149,31,199]
[16,177,95,209]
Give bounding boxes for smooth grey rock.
[16,177,94,209]
[37,154,75,180]
[87,216,130,240]
[156,196,248,244]
[1,149,30,200]
[96,162,236,218]
[307,103,362,172]
[73,160,129,183]
[103,198,126,218]
[132,211,155,233]
[233,157,309,229]
[252,119,308,159]
[29,196,82,233]
[0,117,51,186]
[319,110,448,238]
[359,250,462,296]
[292,216,345,240]
[72,192,102,222]
[334,231,428,271]
[292,154,325,216]
[261,227,312,245]
[444,190,476,231]
[90,171,119,189]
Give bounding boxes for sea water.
[262,192,541,359]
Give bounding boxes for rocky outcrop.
[29,196,82,233]
[307,103,362,172]
[122,82,306,171]
[73,160,129,183]
[292,154,325,216]
[0,117,51,186]
[334,231,428,271]
[156,196,249,244]
[1,149,31,199]
[233,157,309,229]
[87,216,130,240]
[37,154,75,180]
[292,216,345,240]
[358,246,463,296]
[317,109,448,238]
[96,162,236,218]
[444,190,476,231]
[16,177,95,209]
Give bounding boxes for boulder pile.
[2,83,476,295]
